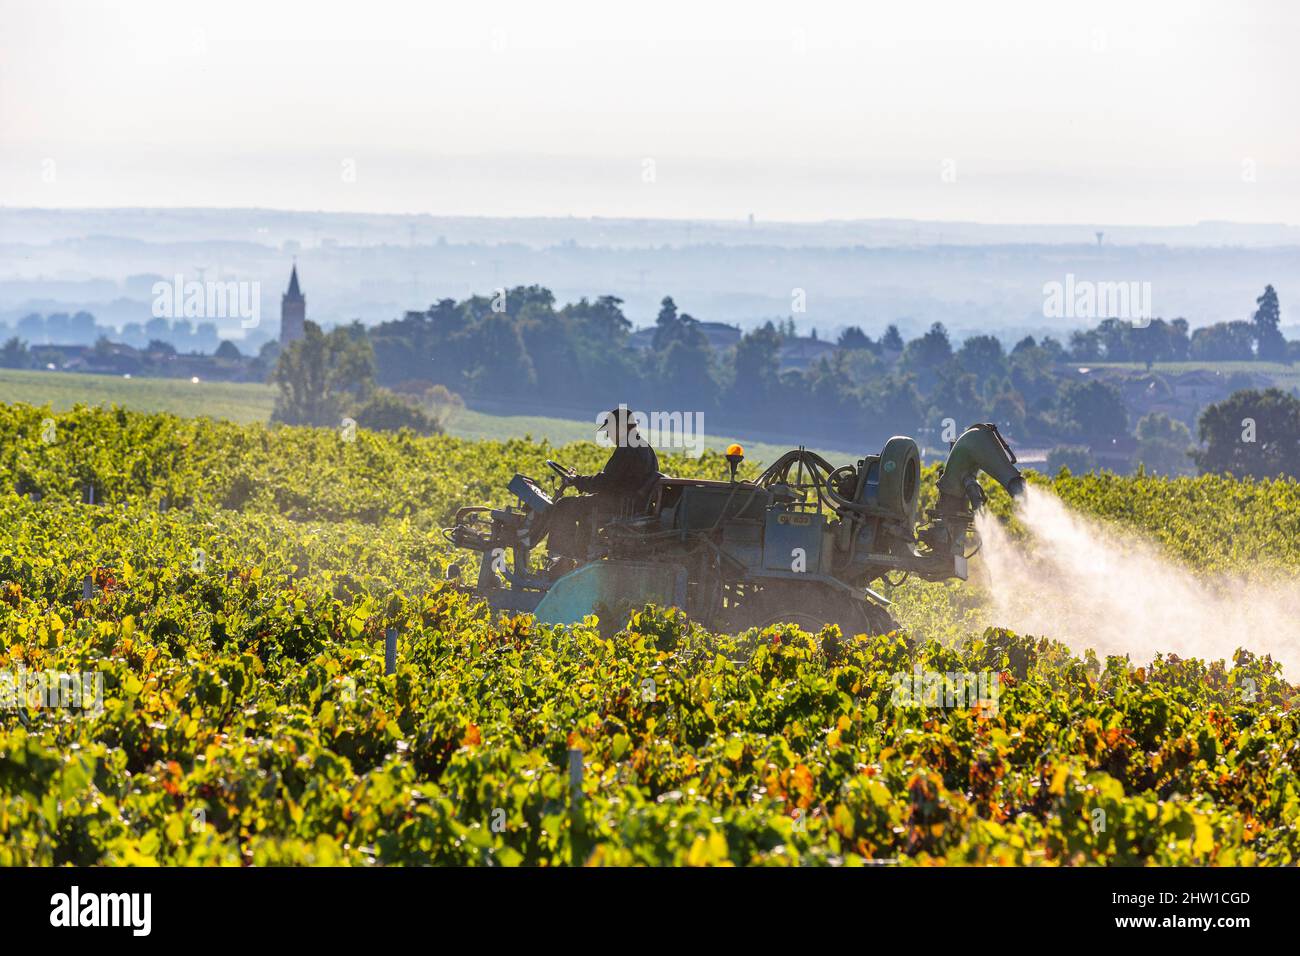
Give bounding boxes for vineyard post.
[567,748,584,865]
[385,627,397,675]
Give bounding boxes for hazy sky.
[2,0,1297,223]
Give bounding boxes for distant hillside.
[3,208,1298,345]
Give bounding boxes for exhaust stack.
[937,423,1026,510]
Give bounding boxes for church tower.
[280,264,306,345]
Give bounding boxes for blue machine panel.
[762,510,826,573]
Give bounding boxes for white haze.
[974,486,1300,678]
[2,0,1298,222]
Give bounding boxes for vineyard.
[1,403,1298,865]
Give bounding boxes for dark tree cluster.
[277,284,1298,474]
[366,290,1094,448]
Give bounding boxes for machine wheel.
[735,583,898,638]
[862,602,901,637]
[877,436,921,522]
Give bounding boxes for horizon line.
[4,205,1299,232]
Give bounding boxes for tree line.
[268,283,1300,478]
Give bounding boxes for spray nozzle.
[938,424,1026,507]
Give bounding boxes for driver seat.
[623,471,664,518]
[542,471,665,559]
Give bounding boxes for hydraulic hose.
[758,449,878,516]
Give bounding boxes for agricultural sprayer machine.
[445,424,1025,635]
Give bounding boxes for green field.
[1087,360,1300,389]
[0,368,277,424]
[0,368,853,467]
[2,403,1297,865]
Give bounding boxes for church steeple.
[280,263,306,345]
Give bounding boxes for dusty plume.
[973,486,1300,677]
